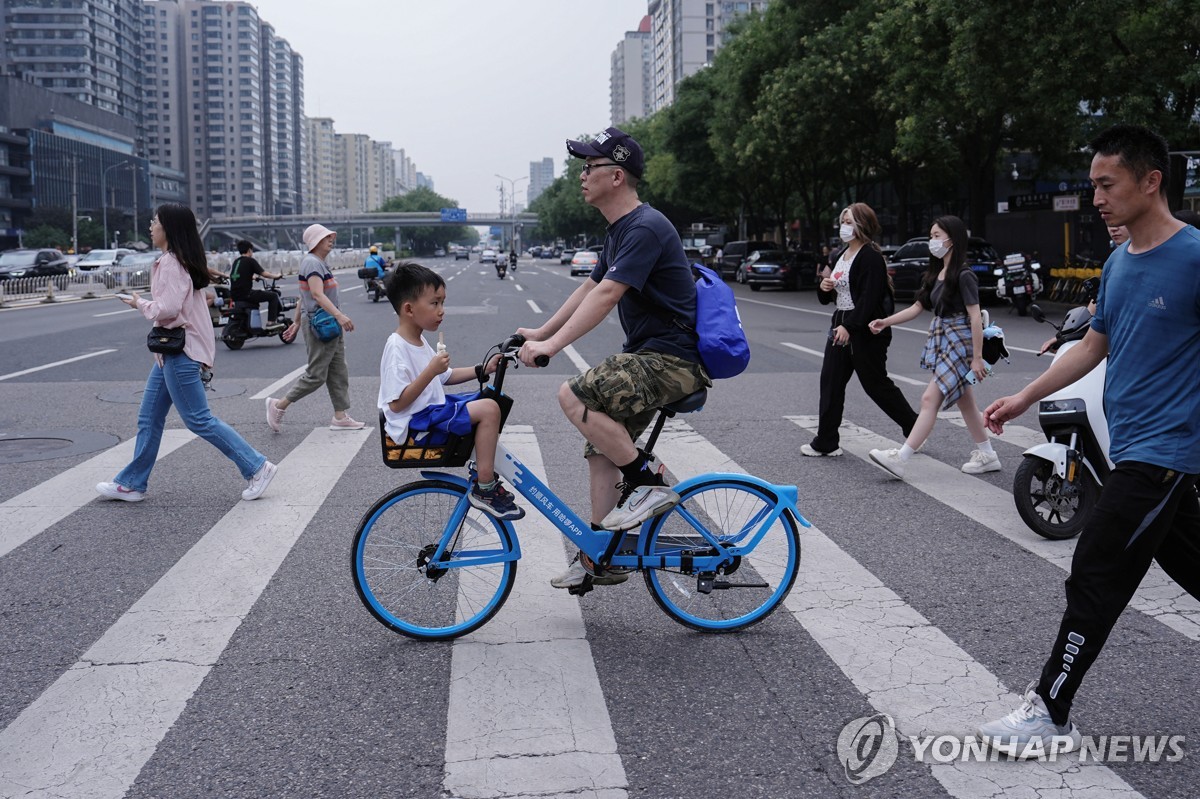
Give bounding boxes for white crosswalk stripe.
[654,418,1143,797]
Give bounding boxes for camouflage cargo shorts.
[568,350,711,458]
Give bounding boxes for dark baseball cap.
[566,127,644,179]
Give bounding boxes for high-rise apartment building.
[305,116,337,215]
[611,15,652,126]
[262,23,303,214]
[647,0,768,112]
[528,157,554,206]
[0,0,143,119]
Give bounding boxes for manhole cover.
[0,430,121,464]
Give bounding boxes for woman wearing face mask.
[865,215,997,479]
[801,203,918,457]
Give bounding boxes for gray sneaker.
[977,681,1082,758]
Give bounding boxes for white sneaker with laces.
[601,482,680,532]
[329,415,366,430]
[800,444,843,457]
[96,481,145,502]
[265,397,286,432]
[978,681,1082,758]
[868,448,906,479]
[242,461,277,501]
[962,449,1001,474]
[549,553,631,589]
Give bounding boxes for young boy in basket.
[378,262,523,520]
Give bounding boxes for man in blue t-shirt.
[518,127,711,590]
[981,124,1200,756]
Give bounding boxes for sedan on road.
[888,236,1003,301]
[480,249,497,264]
[75,249,133,272]
[559,248,576,265]
[742,250,814,291]
[0,248,72,285]
[569,250,599,276]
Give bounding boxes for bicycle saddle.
[663,388,707,415]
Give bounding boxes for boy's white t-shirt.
[378,332,451,442]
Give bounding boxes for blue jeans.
[114,354,266,493]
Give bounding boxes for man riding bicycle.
[518,127,711,590]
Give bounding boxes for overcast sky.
[248,0,652,215]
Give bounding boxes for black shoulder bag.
[147,326,186,354]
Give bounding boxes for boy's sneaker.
[329,415,366,430]
[96,482,145,502]
[801,444,842,457]
[978,681,1082,758]
[468,480,526,521]
[868,448,906,479]
[550,552,631,589]
[265,397,286,432]
[241,461,277,501]
[600,472,680,532]
[962,449,1001,474]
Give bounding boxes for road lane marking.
[443,426,627,798]
[93,308,138,318]
[0,349,118,382]
[780,341,926,386]
[514,283,524,292]
[0,430,196,559]
[526,299,542,314]
[785,415,1200,642]
[250,364,308,400]
[562,344,588,374]
[0,427,371,799]
[341,284,362,293]
[655,418,1142,797]
[938,410,1045,451]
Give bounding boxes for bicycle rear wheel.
[643,477,800,632]
[352,479,518,641]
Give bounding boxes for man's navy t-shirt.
[1091,224,1200,472]
[590,203,700,362]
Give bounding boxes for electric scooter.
[222,277,299,350]
[1012,281,1109,539]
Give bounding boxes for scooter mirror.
[1029,304,1045,323]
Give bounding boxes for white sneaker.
[329,415,366,430]
[549,553,631,589]
[96,481,145,502]
[868,448,906,479]
[962,449,1001,474]
[978,681,1082,758]
[265,397,285,433]
[242,461,277,501]
[600,479,680,531]
[801,444,843,457]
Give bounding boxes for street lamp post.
[494,173,527,252]
[102,161,131,249]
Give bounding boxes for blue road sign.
[440,208,467,223]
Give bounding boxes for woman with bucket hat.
[265,224,365,432]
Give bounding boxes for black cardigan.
[817,245,890,333]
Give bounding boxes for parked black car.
[887,237,1003,302]
[742,249,816,291]
[717,239,774,280]
[0,248,72,283]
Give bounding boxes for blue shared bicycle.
[352,334,808,640]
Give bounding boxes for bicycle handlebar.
[498,333,549,367]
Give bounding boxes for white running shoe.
[962,449,1001,474]
[265,397,286,432]
[96,482,145,502]
[549,553,631,589]
[800,444,843,457]
[242,461,277,501]
[868,448,906,479]
[977,681,1082,758]
[600,476,680,532]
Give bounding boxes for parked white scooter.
[1012,284,1112,540]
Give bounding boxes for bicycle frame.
[415,448,801,575]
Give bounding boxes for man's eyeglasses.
[581,161,621,176]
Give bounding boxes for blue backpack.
[688,263,751,378]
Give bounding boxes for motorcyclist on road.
[364,246,387,280]
[229,240,284,331]
[508,249,518,272]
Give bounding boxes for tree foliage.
[376,187,476,254]
[529,0,1199,245]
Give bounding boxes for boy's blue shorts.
[409,391,480,445]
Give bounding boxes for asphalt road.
[0,255,1194,799]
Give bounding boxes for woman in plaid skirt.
[864,215,998,480]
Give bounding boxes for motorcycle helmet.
[369,245,378,254]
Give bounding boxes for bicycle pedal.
[567,577,594,597]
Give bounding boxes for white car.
[480,249,497,264]
[570,250,599,276]
[75,248,133,271]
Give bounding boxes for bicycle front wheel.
[643,477,800,632]
[352,479,518,641]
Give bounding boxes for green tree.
[377,187,475,254]
[23,224,70,249]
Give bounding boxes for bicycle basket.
[379,410,475,468]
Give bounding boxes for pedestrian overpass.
[200,211,540,250]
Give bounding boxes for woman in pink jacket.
[96,203,277,503]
